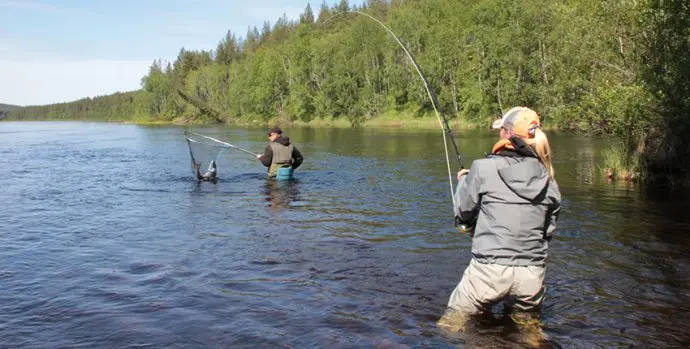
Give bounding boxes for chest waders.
[269,142,294,180]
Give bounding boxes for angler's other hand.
[256,154,262,159]
[457,169,470,181]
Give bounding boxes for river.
[1,121,688,348]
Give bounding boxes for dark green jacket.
[259,136,303,177]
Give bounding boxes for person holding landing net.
[438,107,562,345]
[184,128,303,182]
[256,127,304,179]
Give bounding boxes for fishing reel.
[453,177,475,235]
[454,215,475,236]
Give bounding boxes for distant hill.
[0,103,21,119]
[0,103,21,112]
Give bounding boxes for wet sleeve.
[454,161,483,225]
[291,146,303,169]
[544,205,560,242]
[259,144,272,167]
[544,181,562,241]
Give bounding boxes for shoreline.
[2,114,564,132]
[121,115,564,132]
[5,117,681,184]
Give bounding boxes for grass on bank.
[10,106,564,132]
[600,142,643,182]
[184,110,558,131]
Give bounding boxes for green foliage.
[0,103,20,111]
[601,142,642,181]
[6,91,146,121]
[5,0,689,180]
[300,3,315,25]
[637,0,690,178]
[215,31,242,65]
[0,103,21,119]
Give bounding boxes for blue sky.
[0,0,338,106]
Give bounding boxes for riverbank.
[6,116,681,185]
[3,114,562,132]
[122,110,565,132]
[118,114,479,130]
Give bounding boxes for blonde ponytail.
[532,128,555,179]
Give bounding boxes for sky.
[0,0,339,106]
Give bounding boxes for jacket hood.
[275,136,291,146]
[497,157,549,201]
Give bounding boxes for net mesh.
[184,131,228,178]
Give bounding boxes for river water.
[1,121,688,348]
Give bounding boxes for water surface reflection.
[0,122,688,348]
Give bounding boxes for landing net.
[184,131,229,177]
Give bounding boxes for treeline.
[7,0,689,179]
[8,92,146,121]
[135,0,650,131]
[0,103,20,119]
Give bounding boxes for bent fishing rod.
[185,131,258,157]
[325,11,467,227]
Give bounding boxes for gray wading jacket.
[455,147,561,266]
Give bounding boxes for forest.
[0,103,20,119]
[5,0,689,181]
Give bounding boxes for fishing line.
[324,11,465,223]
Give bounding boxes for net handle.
[185,131,258,157]
[185,137,201,176]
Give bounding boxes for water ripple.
[0,123,688,348]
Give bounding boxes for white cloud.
[0,38,68,62]
[0,38,19,53]
[0,59,151,106]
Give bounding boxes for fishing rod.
[185,131,258,157]
[325,11,467,228]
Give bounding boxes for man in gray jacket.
[438,107,561,344]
